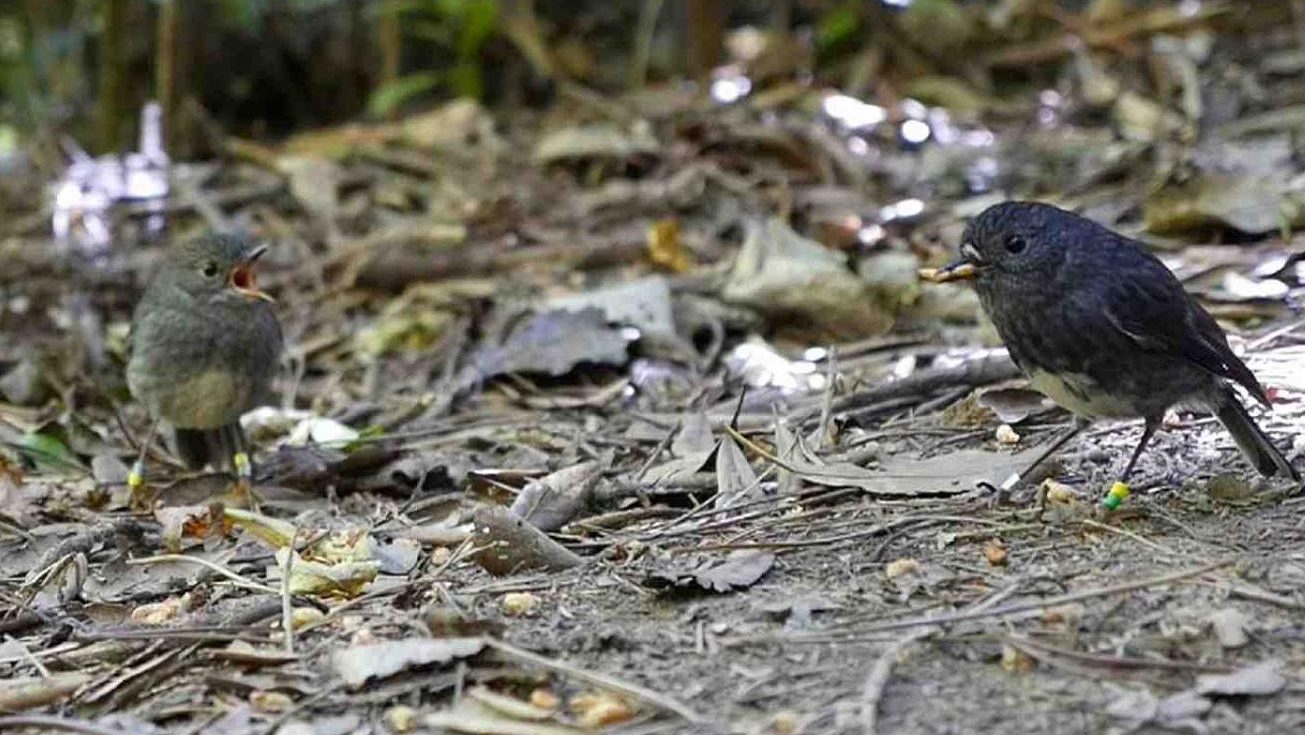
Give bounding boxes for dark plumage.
[935,201,1298,487]
[127,233,282,475]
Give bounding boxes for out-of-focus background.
[3,2,1305,734]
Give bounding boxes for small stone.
[501,591,540,617]
[995,424,1021,445]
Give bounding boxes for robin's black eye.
[1004,235,1026,254]
[202,262,219,278]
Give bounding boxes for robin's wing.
[1092,261,1270,406]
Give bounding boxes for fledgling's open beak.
[228,245,275,302]
[918,241,983,283]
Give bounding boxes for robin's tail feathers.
[1214,388,1300,482]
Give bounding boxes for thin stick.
[0,714,130,735]
[127,554,278,594]
[860,629,931,735]
[280,537,296,654]
[792,559,1234,640]
[485,638,703,724]
[818,344,838,451]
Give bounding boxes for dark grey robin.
[926,201,1299,498]
[126,233,282,490]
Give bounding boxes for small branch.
[792,558,1235,640]
[485,638,703,724]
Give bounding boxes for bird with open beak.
[921,201,1298,507]
[126,232,283,495]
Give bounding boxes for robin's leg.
[223,423,259,506]
[1103,416,1160,509]
[128,418,162,506]
[999,415,1091,492]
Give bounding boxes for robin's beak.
[228,246,274,302]
[919,241,983,283]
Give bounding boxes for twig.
[1007,634,1230,674]
[127,554,279,594]
[788,558,1234,641]
[353,237,646,291]
[629,0,665,88]
[485,638,703,724]
[860,629,932,735]
[788,349,1020,426]
[983,1,1229,68]
[280,537,295,654]
[818,344,837,450]
[0,715,128,735]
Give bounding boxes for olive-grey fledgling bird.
[126,233,282,489]
[925,201,1298,505]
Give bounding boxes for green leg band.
[1101,481,1130,510]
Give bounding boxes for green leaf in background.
[457,0,498,58]
[817,2,862,55]
[368,71,442,118]
[449,62,482,99]
[20,430,82,472]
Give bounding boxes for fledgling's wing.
[1088,243,1271,407]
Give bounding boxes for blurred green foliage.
[368,0,499,117]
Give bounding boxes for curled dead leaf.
[501,591,540,617]
[984,539,1008,567]
[570,690,636,728]
[885,558,921,579]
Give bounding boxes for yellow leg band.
[127,461,145,489]
[1101,481,1131,510]
[233,452,251,479]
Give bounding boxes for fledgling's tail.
[1214,386,1300,482]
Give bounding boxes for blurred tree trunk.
[98,0,130,152]
[686,0,724,83]
[378,1,401,118]
[155,0,178,150]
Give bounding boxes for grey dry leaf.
[1105,689,1210,729]
[277,155,342,223]
[976,386,1051,424]
[1145,136,1303,235]
[714,435,760,509]
[470,504,583,575]
[331,637,485,688]
[1207,608,1251,648]
[788,445,1047,497]
[372,536,422,575]
[509,460,603,532]
[471,307,631,379]
[773,420,801,495]
[547,276,676,335]
[648,551,775,593]
[533,121,659,164]
[424,695,584,735]
[723,217,894,338]
[638,412,718,485]
[673,412,717,456]
[1196,660,1286,697]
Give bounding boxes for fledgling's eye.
[202,261,220,278]
[1004,235,1026,254]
